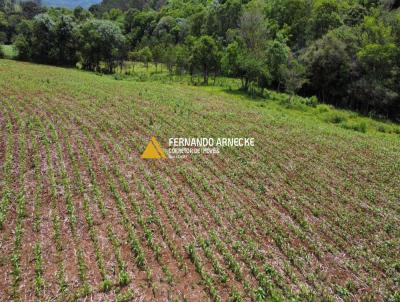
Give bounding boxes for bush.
[0,46,4,58]
[341,121,367,133]
[279,95,318,111]
[305,96,319,107]
[325,113,347,124]
[317,104,331,113]
[356,122,367,133]
[113,73,125,80]
[377,125,387,133]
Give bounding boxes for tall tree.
[190,35,220,84]
[77,19,126,72]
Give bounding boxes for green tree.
[124,10,157,49]
[14,13,78,65]
[30,13,56,63]
[104,8,124,24]
[282,54,307,97]
[136,46,152,69]
[163,45,177,75]
[154,16,176,44]
[175,44,189,75]
[3,13,24,43]
[190,35,220,84]
[344,4,368,26]
[240,53,269,95]
[309,0,343,40]
[221,41,241,77]
[301,28,356,105]
[266,0,312,49]
[14,19,33,60]
[77,19,126,72]
[351,16,400,116]
[73,6,92,22]
[151,43,163,72]
[222,41,270,94]
[20,1,43,19]
[239,0,272,54]
[0,11,7,43]
[189,10,205,36]
[265,32,291,91]
[53,15,78,65]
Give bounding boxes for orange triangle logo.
[141,136,167,159]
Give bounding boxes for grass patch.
[324,112,348,124]
[86,61,400,137]
[341,121,367,133]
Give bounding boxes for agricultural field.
[0,59,399,302]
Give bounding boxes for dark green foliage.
[200,0,242,39]
[123,9,157,48]
[21,1,45,19]
[73,6,92,21]
[77,19,126,72]
[189,35,220,84]
[301,15,400,119]
[93,0,163,14]
[0,11,7,43]
[309,0,343,40]
[344,4,368,26]
[30,14,56,62]
[15,13,78,65]
[14,20,33,59]
[266,0,312,49]
[264,32,291,90]
[301,29,356,106]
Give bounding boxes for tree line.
[1,0,400,120]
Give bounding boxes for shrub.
[377,125,387,133]
[325,113,347,124]
[305,96,319,107]
[317,104,331,113]
[113,73,125,80]
[341,121,367,133]
[0,46,3,58]
[279,95,309,111]
[354,121,367,133]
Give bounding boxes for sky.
[41,0,101,9]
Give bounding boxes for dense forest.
[1,0,400,120]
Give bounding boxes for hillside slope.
[0,59,399,301]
